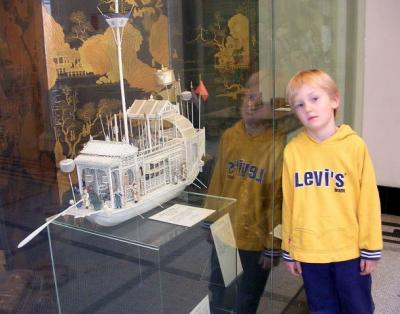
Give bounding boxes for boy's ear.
[332,94,340,109]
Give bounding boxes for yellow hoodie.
[282,125,383,263]
[206,120,284,254]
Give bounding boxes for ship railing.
[137,138,183,158]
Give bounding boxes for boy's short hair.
[242,71,273,108]
[286,69,339,108]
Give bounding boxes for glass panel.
[0,1,61,312]
[0,0,363,313]
[181,1,291,312]
[48,224,163,313]
[268,1,357,313]
[48,191,236,313]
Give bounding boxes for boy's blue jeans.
[301,258,374,314]
[209,248,270,314]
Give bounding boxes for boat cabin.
[74,140,139,210]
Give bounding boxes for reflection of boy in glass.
[205,72,284,313]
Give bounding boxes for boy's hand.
[259,255,280,269]
[284,261,302,276]
[360,259,379,275]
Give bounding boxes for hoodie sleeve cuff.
[281,250,295,262]
[263,248,281,258]
[360,249,381,260]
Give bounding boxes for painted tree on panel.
[65,11,95,45]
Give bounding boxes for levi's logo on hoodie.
[227,159,265,183]
[294,168,345,192]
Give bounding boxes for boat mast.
[98,0,134,144]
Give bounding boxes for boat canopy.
[77,140,138,157]
[127,99,179,119]
[164,114,196,138]
[74,155,121,168]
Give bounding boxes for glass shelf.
[51,191,235,249]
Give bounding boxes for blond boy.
[282,69,382,313]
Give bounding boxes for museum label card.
[210,213,243,287]
[190,295,210,314]
[149,204,215,227]
[270,224,283,240]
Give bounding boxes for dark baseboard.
[378,186,400,216]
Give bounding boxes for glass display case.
[0,0,361,313]
[48,191,236,314]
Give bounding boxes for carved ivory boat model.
[65,94,205,226]
[57,1,206,227]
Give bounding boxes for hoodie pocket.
[291,225,356,252]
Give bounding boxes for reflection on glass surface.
[204,69,286,313]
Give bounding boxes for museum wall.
[258,0,348,125]
[362,0,400,188]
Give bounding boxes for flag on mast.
[194,80,209,102]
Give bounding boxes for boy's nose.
[246,99,256,109]
[304,102,312,112]
[243,98,255,111]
